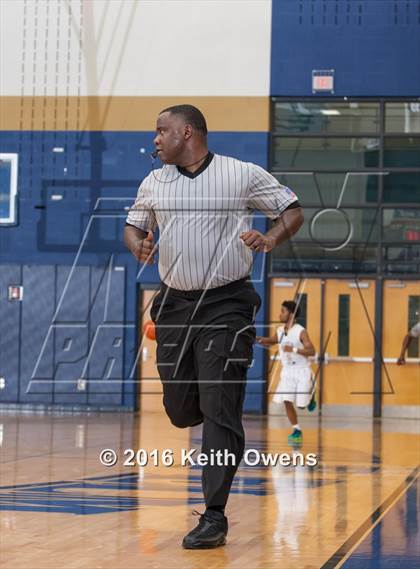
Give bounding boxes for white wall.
[1,0,272,97]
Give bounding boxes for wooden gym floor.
[0,410,419,569]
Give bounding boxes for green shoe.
[307,395,317,412]
[287,429,302,446]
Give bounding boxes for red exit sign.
[312,70,335,93]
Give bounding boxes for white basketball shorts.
[272,366,313,408]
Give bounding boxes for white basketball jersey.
[277,323,309,367]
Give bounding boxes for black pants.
[150,277,261,509]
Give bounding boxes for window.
[383,137,420,168]
[382,173,420,203]
[408,296,419,358]
[382,209,420,243]
[0,154,18,224]
[304,207,379,244]
[338,295,350,356]
[274,172,379,207]
[271,241,378,274]
[272,137,379,170]
[270,207,379,270]
[383,245,420,275]
[273,101,380,135]
[385,102,420,134]
[270,98,420,276]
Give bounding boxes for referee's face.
[154,112,188,164]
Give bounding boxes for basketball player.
[256,300,315,445]
[397,321,420,365]
[124,105,304,549]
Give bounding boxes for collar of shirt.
[176,152,214,179]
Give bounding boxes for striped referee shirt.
[126,152,299,291]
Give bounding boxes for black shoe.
[182,509,228,549]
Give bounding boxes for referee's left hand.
[240,230,275,252]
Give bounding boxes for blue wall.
[271,0,420,96]
[5,0,418,412]
[0,130,269,412]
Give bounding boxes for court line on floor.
[320,464,419,569]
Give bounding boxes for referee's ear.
[184,124,193,140]
[146,231,154,241]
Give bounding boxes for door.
[88,265,125,406]
[322,279,375,415]
[382,280,420,417]
[0,265,21,402]
[20,265,55,403]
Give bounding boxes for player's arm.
[296,329,316,357]
[255,335,278,346]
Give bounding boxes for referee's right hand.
[133,231,156,265]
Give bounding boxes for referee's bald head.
[154,104,208,165]
[159,104,208,136]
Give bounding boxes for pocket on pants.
[236,284,262,320]
[150,290,175,323]
[149,292,161,323]
[208,325,256,375]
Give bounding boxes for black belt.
[162,276,251,300]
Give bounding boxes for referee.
[124,105,303,549]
